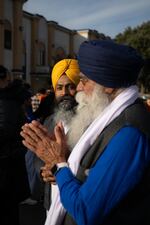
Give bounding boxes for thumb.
[57,121,64,132]
[54,124,64,145]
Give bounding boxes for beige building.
[0,0,27,79]
[0,0,109,92]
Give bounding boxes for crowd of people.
[1,39,150,225]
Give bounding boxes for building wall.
[4,0,13,22]
[38,17,48,65]
[23,15,31,83]
[54,29,70,55]
[47,21,73,67]
[12,0,24,76]
[24,15,50,91]
[0,0,106,91]
[73,32,87,55]
[4,46,13,71]
[77,30,89,39]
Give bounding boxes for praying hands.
[20,120,68,170]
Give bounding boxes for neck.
[109,88,125,100]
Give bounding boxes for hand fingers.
[57,122,65,136]
[22,140,36,152]
[43,176,56,183]
[22,123,29,130]
[41,165,51,171]
[41,170,56,183]
[28,123,47,140]
[20,128,39,143]
[54,124,65,145]
[43,178,56,184]
[40,166,47,171]
[31,120,41,126]
[32,120,48,133]
[21,129,41,150]
[22,122,48,142]
[48,132,56,141]
[41,171,53,178]
[57,122,66,143]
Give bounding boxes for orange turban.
[51,59,80,90]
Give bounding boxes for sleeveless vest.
[63,99,150,225]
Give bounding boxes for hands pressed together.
[20,120,69,183]
[41,164,56,184]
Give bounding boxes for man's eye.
[56,86,62,90]
[68,85,76,90]
[80,78,88,85]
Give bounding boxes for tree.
[115,21,150,93]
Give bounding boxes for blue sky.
[23,0,150,38]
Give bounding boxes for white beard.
[67,84,111,149]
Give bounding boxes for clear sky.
[23,0,150,38]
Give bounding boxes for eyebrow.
[80,73,88,78]
[57,82,73,86]
[80,75,88,80]
[56,83,75,87]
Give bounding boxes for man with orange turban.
[33,58,80,211]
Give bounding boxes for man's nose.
[76,81,84,92]
[62,86,69,95]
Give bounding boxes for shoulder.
[109,126,147,147]
[115,125,144,138]
[106,125,149,159]
[94,126,150,171]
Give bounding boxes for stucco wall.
[54,29,70,55]
[38,17,48,64]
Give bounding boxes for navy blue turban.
[78,40,144,88]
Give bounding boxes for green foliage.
[115,21,150,93]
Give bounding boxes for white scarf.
[45,85,139,225]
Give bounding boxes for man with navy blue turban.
[78,40,144,88]
[21,40,150,225]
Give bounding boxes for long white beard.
[67,85,111,149]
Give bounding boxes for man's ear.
[103,87,115,94]
[104,87,122,100]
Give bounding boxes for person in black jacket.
[0,65,30,225]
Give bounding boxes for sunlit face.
[55,74,77,111]
[55,74,76,99]
[76,72,96,96]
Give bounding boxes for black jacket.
[0,82,30,202]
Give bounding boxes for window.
[37,42,45,66]
[4,20,12,50]
[39,49,45,65]
[4,29,12,49]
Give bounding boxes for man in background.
[0,65,30,225]
[33,59,80,211]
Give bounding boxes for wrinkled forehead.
[56,74,75,86]
[79,72,88,79]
